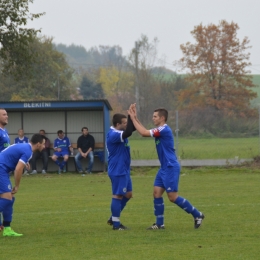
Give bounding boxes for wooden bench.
[48,142,105,172]
[49,142,104,151]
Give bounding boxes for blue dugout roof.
[0,100,113,111]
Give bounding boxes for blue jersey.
[106,127,131,176]
[150,124,178,169]
[54,136,71,152]
[14,136,29,144]
[0,143,32,173]
[0,127,10,152]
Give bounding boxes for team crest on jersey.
[155,140,160,145]
[8,184,11,190]
[63,140,66,143]
[123,187,127,193]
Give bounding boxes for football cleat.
[147,223,165,230]
[107,218,113,226]
[113,224,128,230]
[3,227,23,237]
[194,213,205,229]
[30,170,37,175]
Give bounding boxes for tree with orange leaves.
[178,20,256,117]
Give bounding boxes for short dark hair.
[81,127,88,132]
[154,108,168,122]
[112,114,127,127]
[39,129,46,134]
[30,134,44,144]
[57,130,63,135]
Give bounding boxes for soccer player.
[106,113,135,230]
[0,133,45,236]
[14,129,29,144]
[128,104,204,229]
[51,130,73,174]
[0,108,10,233]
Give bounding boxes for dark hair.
[39,129,46,134]
[112,114,127,127]
[154,108,168,122]
[57,130,63,135]
[81,127,88,132]
[30,134,44,144]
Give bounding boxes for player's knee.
[168,193,178,203]
[125,192,132,199]
[113,195,123,199]
[0,192,13,200]
[153,191,162,198]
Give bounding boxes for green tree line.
[0,1,258,136]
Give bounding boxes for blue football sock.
[0,198,13,226]
[154,197,164,226]
[108,197,130,221]
[3,197,15,225]
[174,196,201,218]
[111,198,121,228]
[60,161,66,169]
[54,160,61,167]
[120,197,130,212]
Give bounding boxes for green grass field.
[2,167,260,260]
[130,137,259,159]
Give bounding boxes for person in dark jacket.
[75,127,95,175]
[30,129,50,174]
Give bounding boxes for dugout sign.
[24,102,51,108]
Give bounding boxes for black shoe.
[194,213,205,229]
[147,223,165,230]
[107,218,113,226]
[113,224,128,230]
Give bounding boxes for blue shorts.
[0,170,12,194]
[154,164,180,192]
[109,174,132,196]
[54,151,69,157]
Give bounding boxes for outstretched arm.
[128,104,151,137]
[12,161,25,194]
[122,115,135,139]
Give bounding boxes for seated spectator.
[14,129,29,144]
[14,129,30,175]
[75,127,95,176]
[30,129,50,174]
[52,130,73,174]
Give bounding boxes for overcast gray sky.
[28,0,260,73]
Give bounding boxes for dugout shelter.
[0,100,112,172]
